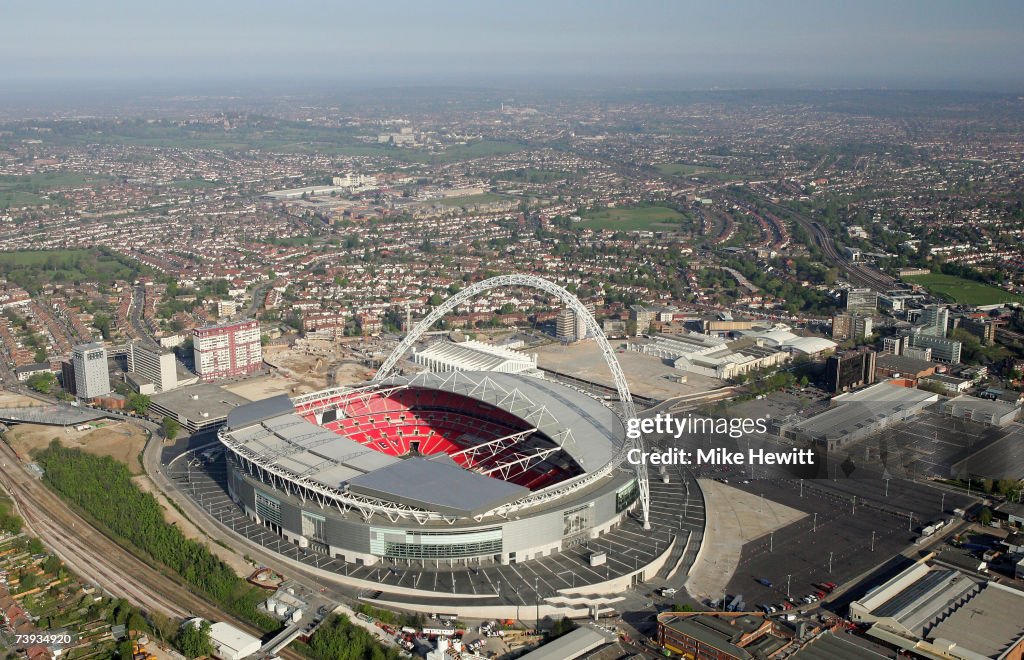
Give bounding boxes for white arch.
[374,274,651,529]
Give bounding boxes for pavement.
[684,479,805,602]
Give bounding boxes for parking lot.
[691,474,976,611]
[849,409,1024,481]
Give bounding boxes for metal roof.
[220,371,626,517]
[346,457,530,517]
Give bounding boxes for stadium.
[193,276,697,614]
[221,370,641,566]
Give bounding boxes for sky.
[2,0,1023,90]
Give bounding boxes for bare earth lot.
[7,421,147,474]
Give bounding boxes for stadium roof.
[347,457,529,517]
[220,371,626,517]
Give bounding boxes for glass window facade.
[301,511,326,542]
[255,492,282,525]
[616,479,639,512]
[370,527,502,559]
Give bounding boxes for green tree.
[127,393,151,416]
[176,620,214,659]
[161,416,181,441]
[93,313,112,340]
[978,507,993,526]
[27,371,56,394]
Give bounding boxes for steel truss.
[373,274,651,529]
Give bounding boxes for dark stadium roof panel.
[226,393,294,430]
[346,457,531,517]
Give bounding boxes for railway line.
[740,193,899,294]
[0,440,281,646]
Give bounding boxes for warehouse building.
[412,339,538,375]
[941,394,1019,427]
[849,560,1024,660]
[780,381,938,450]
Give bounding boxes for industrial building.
[634,333,789,380]
[780,381,938,450]
[71,342,110,400]
[149,383,252,434]
[735,325,837,357]
[941,394,1019,427]
[849,560,1024,660]
[193,319,262,381]
[412,339,538,375]
[874,353,936,382]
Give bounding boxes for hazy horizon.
[3,0,1023,94]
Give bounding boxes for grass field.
[656,163,714,176]
[0,248,149,294]
[904,273,1024,305]
[580,205,686,230]
[0,172,112,208]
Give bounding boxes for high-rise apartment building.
[193,319,262,381]
[555,307,588,343]
[72,342,110,399]
[832,313,873,341]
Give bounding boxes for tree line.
[35,442,279,632]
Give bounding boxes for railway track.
[741,193,899,293]
[0,440,298,654]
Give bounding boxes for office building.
[217,299,237,318]
[903,345,932,361]
[918,305,949,338]
[824,349,876,393]
[193,319,262,381]
[128,342,179,393]
[960,316,997,344]
[831,313,873,341]
[72,342,111,400]
[843,288,878,315]
[909,330,962,364]
[881,335,906,355]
